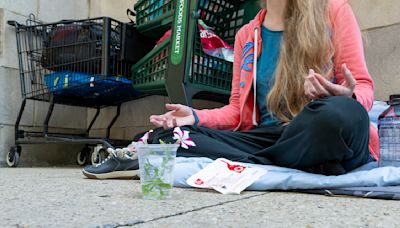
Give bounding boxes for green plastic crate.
[134,0,175,37]
[134,0,259,37]
[131,0,260,104]
[131,37,171,95]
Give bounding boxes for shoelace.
[95,144,140,167]
[95,151,116,167]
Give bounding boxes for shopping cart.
[6,14,153,167]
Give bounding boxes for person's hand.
[149,104,196,129]
[305,64,356,100]
[304,69,333,100]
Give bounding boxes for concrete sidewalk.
[0,168,399,228]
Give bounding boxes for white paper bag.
[186,158,267,194]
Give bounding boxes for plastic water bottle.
[378,94,400,167]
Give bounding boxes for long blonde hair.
[265,0,334,122]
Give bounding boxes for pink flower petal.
[173,127,183,138]
[180,141,189,149]
[182,130,190,140]
[183,140,196,147]
[138,130,153,144]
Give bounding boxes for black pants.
[138,96,372,175]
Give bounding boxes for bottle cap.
[389,94,400,105]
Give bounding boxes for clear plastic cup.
[137,144,179,200]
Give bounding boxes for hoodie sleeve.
[193,32,244,130]
[331,1,374,111]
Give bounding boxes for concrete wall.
[350,0,400,100]
[0,0,398,166]
[89,0,135,22]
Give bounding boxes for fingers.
[162,118,169,130]
[150,104,190,128]
[149,115,163,121]
[161,117,177,130]
[304,77,317,100]
[314,72,353,97]
[165,103,182,111]
[150,111,172,127]
[313,73,339,94]
[341,64,356,90]
[308,75,332,97]
[150,119,163,127]
[305,69,324,100]
[305,66,356,98]
[149,115,165,127]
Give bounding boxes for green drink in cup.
[136,127,195,200]
[137,144,179,200]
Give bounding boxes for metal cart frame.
[6,15,145,167]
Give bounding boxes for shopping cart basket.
[6,14,153,167]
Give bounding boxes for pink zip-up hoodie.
[195,0,379,160]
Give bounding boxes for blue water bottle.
[378,94,400,167]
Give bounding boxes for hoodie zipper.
[234,19,263,131]
[252,27,259,126]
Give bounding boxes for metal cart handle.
[127,9,136,23]
[7,20,22,28]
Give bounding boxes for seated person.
[83,0,377,179]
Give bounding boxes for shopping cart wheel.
[91,148,107,165]
[7,146,21,167]
[76,147,91,166]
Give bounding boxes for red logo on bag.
[195,178,204,185]
[222,160,246,173]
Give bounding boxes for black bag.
[121,9,157,63]
[41,15,155,75]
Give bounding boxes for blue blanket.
[173,101,400,190]
[173,158,400,190]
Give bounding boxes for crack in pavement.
[107,192,269,227]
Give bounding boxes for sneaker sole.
[82,169,139,179]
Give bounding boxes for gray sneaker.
[82,148,139,179]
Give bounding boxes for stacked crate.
[131,0,260,105]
